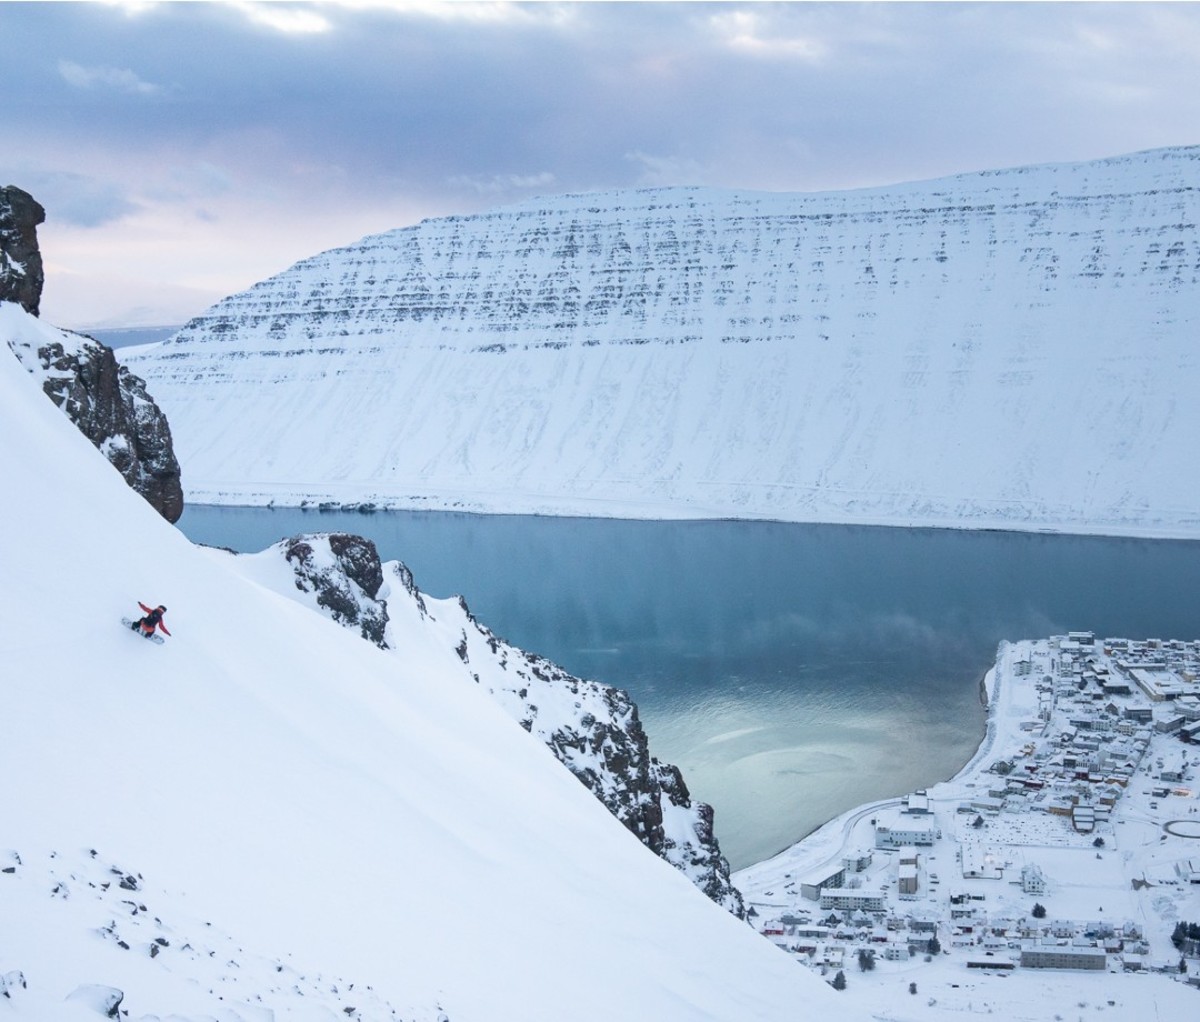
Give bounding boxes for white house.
[873,809,940,848]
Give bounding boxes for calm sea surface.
[177,506,1200,868]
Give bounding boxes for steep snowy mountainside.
[225,532,744,915]
[0,306,840,1020]
[123,145,1200,535]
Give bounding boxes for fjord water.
[178,507,1200,868]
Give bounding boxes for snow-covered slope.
[0,303,841,1020]
[123,145,1200,535]
[225,532,744,914]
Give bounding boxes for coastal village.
[735,635,1200,1000]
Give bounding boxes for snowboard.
[122,617,165,645]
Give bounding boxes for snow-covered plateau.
[122,145,1200,536]
[0,304,843,1021]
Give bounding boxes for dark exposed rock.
[284,534,390,647]
[0,969,27,999]
[327,533,384,598]
[532,667,745,917]
[0,185,45,316]
[66,984,124,1018]
[20,334,184,522]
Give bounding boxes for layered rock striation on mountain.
[253,531,745,916]
[125,146,1200,535]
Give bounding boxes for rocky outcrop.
[263,532,745,917]
[283,533,391,647]
[497,645,746,916]
[12,329,185,523]
[1,184,184,523]
[0,186,45,316]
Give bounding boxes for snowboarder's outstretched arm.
[133,602,170,637]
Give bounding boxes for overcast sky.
[4,0,1200,328]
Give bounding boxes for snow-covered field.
[123,145,1200,538]
[0,304,844,1021]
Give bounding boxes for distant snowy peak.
[126,145,1200,534]
[166,144,1200,351]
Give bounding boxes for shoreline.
[741,665,997,871]
[734,651,1008,881]
[177,494,1200,544]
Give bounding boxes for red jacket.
[138,602,171,636]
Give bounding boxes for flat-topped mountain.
[124,146,1200,535]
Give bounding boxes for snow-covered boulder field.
[124,145,1200,536]
[0,304,845,1021]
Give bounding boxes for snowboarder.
[130,602,170,640]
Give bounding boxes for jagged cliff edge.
[258,531,745,916]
